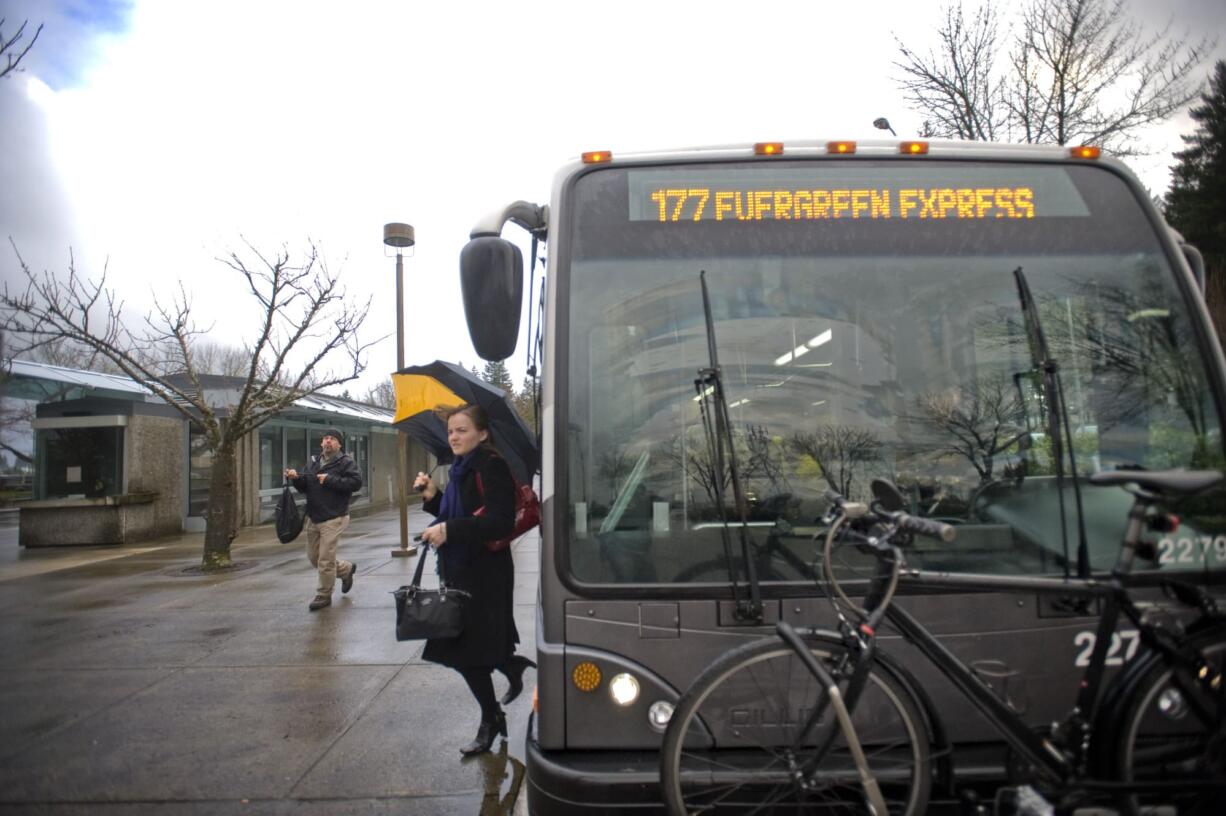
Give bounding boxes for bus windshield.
[562,159,1224,585]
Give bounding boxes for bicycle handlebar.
[824,491,957,546]
[884,510,957,543]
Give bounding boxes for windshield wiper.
[696,270,763,622]
[1013,267,1089,579]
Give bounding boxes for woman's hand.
[413,471,437,501]
[284,468,298,480]
[420,523,447,549]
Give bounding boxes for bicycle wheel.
[660,634,931,815]
[1112,624,1226,815]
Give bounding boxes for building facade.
[7,361,428,545]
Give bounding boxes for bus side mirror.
[460,236,523,361]
[1180,242,1206,293]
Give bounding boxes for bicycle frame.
[821,495,1215,795]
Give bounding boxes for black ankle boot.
[460,710,507,756]
[499,654,538,706]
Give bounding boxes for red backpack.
[474,472,541,552]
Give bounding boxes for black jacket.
[290,452,363,523]
[421,447,518,669]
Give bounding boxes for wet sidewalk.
[0,506,537,815]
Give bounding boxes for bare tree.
[895,0,1216,155]
[361,379,396,409]
[665,425,784,516]
[913,374,1028,482]
[16,336,125,373]
[1,18,42,80]
[743,424,790,497]
[894,2,1008,141]
[788,425,883,500]
[191,341,254,377]
[1,240,376,568]
[0,331,32,465]
[598,443,634,500]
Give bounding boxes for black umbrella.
[391,360,538,484]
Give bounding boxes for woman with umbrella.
[414,403,536,755]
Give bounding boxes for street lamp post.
[873,117,898,137]
[384,222,416,558]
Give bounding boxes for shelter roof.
[4,359,154,402]
[5,360,394,425]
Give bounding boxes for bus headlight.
[648,701,674,732]
[608,673,640,706]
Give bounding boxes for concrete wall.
[123,414,186,536]
[20,494,162,547]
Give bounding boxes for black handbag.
[393,545,469,641]
[275,483,304,544]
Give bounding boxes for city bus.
[456,139,1226,813]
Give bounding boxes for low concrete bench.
[19,492,160,547]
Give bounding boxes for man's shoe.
[341,562,357,594]
[308,594,331,611]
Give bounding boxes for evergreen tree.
[513,373,537,428]
[1166,60,1226,339]
[1167,60,1226,261]
[481,359,514,393]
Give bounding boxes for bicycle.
[659,468,1226,815]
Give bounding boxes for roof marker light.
[1069,146,1101,160]
[826,141,856,155]
[900,141,929,155]
[754,142,784,156]
[582,151,613,164]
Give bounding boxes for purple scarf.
[429,453,474,575]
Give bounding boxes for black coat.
[420,447,519,669]
[290,452,363,523]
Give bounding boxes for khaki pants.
[305,515,352,596]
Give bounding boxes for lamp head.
[383,222,415,249]
[872,118,897,136]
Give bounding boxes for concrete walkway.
[0,506,537,815]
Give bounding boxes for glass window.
[563,160,1224,584]
[38,427,123,499]
[188,427,211,517]
[259,426,283,490]
[350,433,368,496]
[285,427,309,473]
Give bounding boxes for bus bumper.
[526,737,665,814]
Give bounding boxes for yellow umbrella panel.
[391,374,465,424]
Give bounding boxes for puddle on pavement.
[465,741,525,816]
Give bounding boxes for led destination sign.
[626,165,1090,224]
[646,186,1035,222]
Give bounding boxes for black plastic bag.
[275,484,304,543]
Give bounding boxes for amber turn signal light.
[582,151,613,164]
[1069,146,1101,160]
[572,661,602,692]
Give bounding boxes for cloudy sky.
[2,0,1224,399]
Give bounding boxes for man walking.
[285,429,362,611]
